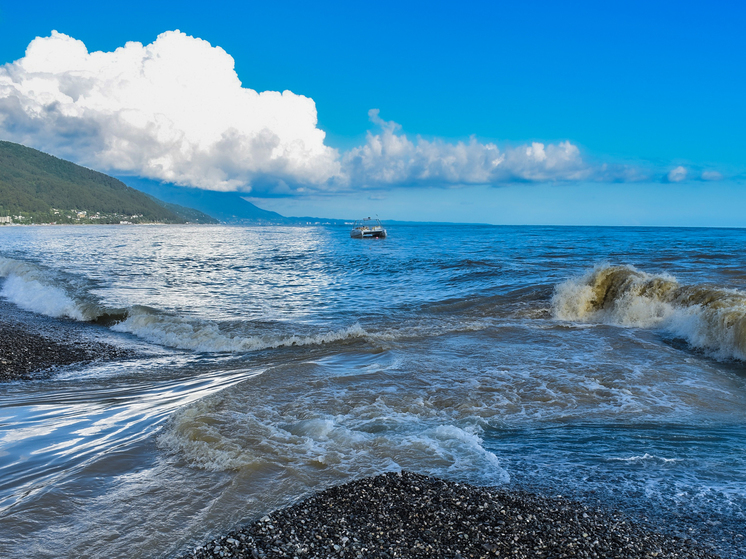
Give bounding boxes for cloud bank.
[345,110,641,187]
[0,31,693,195]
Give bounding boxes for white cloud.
[701,170,723,181]
[341,110,640,188]
[0,30,340,193]
[0,31,666,195]
[667,166,688,182]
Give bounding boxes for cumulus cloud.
[0,30,340,193]
[341,110,643,188]
[667,166,688,182]
[0,31,679,195]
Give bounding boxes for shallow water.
[1,224,745,558]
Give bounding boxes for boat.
[350,217,387,239]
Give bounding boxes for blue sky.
[1,0,745,225]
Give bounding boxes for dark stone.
[177,471,723,559]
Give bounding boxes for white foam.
[110,306,491,353]
[158,392,509,484]
[552,264,746,361]
[610,453,680,464]
[0,257,98,321]
[112,307,369,352]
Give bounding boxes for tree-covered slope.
[0,141,206,224]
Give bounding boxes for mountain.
[121,177,349,225]
[122,178,288,223]
[0,141,216,224]
[145,197,219,224]
[0,140,349,226]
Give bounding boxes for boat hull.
[350,229,386,239]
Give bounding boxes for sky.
[0,0,745,226]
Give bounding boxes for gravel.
[0,305,135,381]
[180,471,723,559]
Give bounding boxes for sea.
[0,223,744,558]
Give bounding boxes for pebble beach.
[0,300,134,381]
[181,472,724,559]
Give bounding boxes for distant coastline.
[0,140,216,225]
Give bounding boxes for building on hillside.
[0,216,11,224]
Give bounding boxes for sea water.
[0,224,744,558]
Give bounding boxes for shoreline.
[180,471,724,559]
[0,300,739,558]
[0,300,135,381]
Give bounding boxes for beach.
[0,299,134,381]
[1,224,745,559]
[182,471,725,559]
[0,314,740,559]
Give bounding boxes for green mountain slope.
[0,141,214,224]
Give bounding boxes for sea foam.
[112,306,370,352]
[553,264,746,361]
[158,390,509,484]
[0,257,102,321]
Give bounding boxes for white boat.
[350,217,387,239]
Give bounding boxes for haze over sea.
[1,223,745,558]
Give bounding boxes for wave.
[1,257,491,353]
[0,257,371,352]
[110,309,490,353]
[0,257,116,322]
[158,390,509,485]
[0,257,370,352]
[552,264,746,361]
[111,308,370,352]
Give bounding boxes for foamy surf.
[158,391,509,484]
[112,307,371,352]
[0,257,488,353]
[553,264,746,361]
[0,257,108,321]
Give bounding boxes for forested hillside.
[0,141,216,224]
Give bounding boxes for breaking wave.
[0,257,370,352]
[0,257,116,322]
[111,308,370,352]
[553,264,746,361]
[0,257,489,353]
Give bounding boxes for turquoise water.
[1,224,745,558]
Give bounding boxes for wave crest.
[552,264,746,361]
[0,257,111,321]
[112,307,369,352]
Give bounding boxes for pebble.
[0,315,134,381]
[178,471,724,559]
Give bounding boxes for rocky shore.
[0,301,134,381]
[181,471,723,559]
